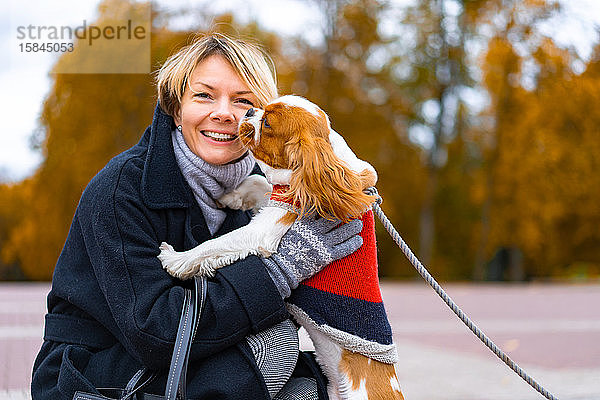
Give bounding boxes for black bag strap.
[164,276,206,400]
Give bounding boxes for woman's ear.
[174,109,182,128]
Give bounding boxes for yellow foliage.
[0,0,597,281]
[482,36,600,275]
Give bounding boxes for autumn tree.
[1,3,160,279]
[0,180,30,279]
[0,3,230,279]
[358,0,477,278]
[473,0,571,279]
[480,37,600,278]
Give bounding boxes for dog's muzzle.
[239,108,264,144]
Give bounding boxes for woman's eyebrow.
[190,81,253,95]
[189,81,213,91]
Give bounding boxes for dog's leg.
[158,207,291,280]
[298,322,348,400]
[338,350,404,400]
[302,327,404,400]
[329,129,377,185]
[289,305,404,400]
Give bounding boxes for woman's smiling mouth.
[202,130,237,142]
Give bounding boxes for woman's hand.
[262,215,363,298]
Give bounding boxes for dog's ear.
[286,121,375,222]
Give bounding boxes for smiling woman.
[30,32,363,400]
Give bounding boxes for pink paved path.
[384,282,600,369]
[1,281,599,399]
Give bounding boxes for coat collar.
[141,104,192,209]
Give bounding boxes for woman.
[31,33,363,399]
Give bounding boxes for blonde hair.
[156,32,278,118]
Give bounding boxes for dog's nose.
[245,108,255,118]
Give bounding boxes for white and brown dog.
[159,95,404,400]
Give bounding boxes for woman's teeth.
[202,131,236,142]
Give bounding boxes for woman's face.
[175,54,258,165]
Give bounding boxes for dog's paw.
[158,242,197,280]
[218,175,271,212]
[218,190,245,210]
[157,242,177,267]
[158,242,174,254]
[257,246,274,258]
[158,242,220,280]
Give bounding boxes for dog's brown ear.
[286,130,375,222]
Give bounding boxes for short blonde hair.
[156,33,278,118]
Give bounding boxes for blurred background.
[2,2,600,399]
[1,0,599,283]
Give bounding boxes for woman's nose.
[210,100,235,123]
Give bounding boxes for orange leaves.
[481,33,600,274]
[482,37,522,97]
[0,0,598,280]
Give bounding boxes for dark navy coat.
[31,105,328,399]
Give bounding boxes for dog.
[158,95,404,399]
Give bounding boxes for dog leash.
[366,187,559,400]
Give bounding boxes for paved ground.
[379,283,600,400]
[1,281,599,399]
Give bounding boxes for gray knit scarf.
[171,130,255,235]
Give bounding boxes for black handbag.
[73,276,207,400]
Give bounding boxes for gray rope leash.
[366,187,558,400]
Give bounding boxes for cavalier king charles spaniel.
[159,95,404,400]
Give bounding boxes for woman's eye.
[194,92,211,99]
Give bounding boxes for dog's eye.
[263,119,271,129]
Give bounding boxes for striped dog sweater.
[270,185,398,364]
